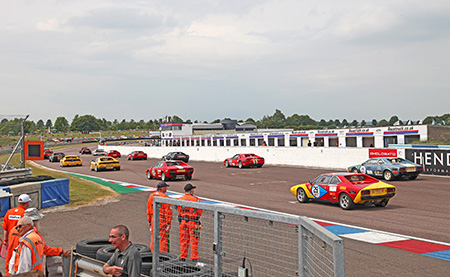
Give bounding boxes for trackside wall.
[101,145,369,170]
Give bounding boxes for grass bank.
[0,152,116,207]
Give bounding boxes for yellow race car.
[60,155,82,167]
[90,157,121,172]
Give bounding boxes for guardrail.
[152,197,345,277]
[0,168,32,180]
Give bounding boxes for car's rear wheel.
[95,165,98,172]
[238,161,243,169]
[374,199,389,207]
[408,175,418,180]
[296,188,309,203]
[225,161,229,167]
[339,193,355,210]
[351,168,358,173]
[383,170,393,181]
[147,171,152,180]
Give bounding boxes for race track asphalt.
[10,145,450,276]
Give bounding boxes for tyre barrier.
[152,260,212,277]
[76,238,111,259]
[141,252,178,276]
[95,244,152,263]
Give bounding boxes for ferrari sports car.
[43,149,53,159]
[127,151,147,160]
[162,152,189,163]
[106,150,121,158]
[80,147,92,155]
[290,173,396,210]
[92,149,106,156]
[347,157,423,181]
[48,152,65,162]
[60,155,82,167]
[146,160,193,181]
[224,153,264,168]
[90,157,120,171]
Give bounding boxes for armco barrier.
[152,197,345,277]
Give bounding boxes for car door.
[152,162,163,178]
[231,154,241,166]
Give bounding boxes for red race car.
[43,149,53,159]
[224,153,264,169]
[290,173,396,210]
[127,151,147,160]
[106,150,121,158]
[146,160,194,181]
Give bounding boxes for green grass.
[0,152,116,207]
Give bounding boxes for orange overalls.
[13,231,44,273]
[178,194,202,260]
[147,191,172,252]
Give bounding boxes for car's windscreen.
[166,162,182,166]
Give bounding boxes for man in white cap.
[2,194,31,248]
[5,208,70,275]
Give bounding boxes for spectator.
[147,181,172,252]
[3,194,31,249]
[8,217,44,274]
[178,184,202,262]
[103,225,141,277]
[5,208,69,275]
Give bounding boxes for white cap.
[18,194,32,203]
[24,208,44,220]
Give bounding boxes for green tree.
[350,120,358,126]
[54,116,69,132]
[341,119,348,127]
[371,119,378,126]
[378,119,388,126]
[388,116,399,126]
[71,115,101,132]
[361,120,366,126]
[45,119,52,129]
[171,115,183,123]
[36,119,44,129]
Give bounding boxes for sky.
[1,0,449,124]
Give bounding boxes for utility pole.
[20,115,29,168]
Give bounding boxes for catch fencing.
[152,197,345,277]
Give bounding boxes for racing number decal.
[360,166,367,174]
[312,184,328,199]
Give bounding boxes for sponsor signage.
[406,149,450,176]
[369,148,397,158]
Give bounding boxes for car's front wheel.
[225,161,229,168]
[383,170,394,181]
[147,171,152,180]
[339,193,355,210]
[161,173,167,181]
[296,188,309,203]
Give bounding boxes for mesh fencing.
[152,197,344,277]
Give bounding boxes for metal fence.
[152,197,345,277]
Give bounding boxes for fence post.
[152,201,161,277]
[213,210,223,277]
[298,223,305,277]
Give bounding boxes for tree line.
[0,111,449,135]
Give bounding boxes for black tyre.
[147,171,153,180]
[96,246,115,262]
[225,161,229,168]
[238,161,243,169]
[76,238,110,259]
[157,259,212,276]
[141,252,178,276]
[162,173,167,181]
[351,168,358,173]
[95,165,99,172]
[339,193,355,210]
[408,175,418,180]
[374,199,389,207]
[133,243,151,253]
[383,170,393,181]
[115,167,120,171]
[296,188,309,203]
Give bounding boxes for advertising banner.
[405,149,450,176]
[369,148,397,158]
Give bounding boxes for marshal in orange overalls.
[147,190,173,252]
[178,194,202,261]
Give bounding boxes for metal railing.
[152,197,345,277]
